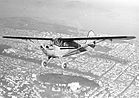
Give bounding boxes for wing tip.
[2,36,13,39]
[2,36,8,38]
[127,36,136,39]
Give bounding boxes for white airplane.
[3,30,136,68]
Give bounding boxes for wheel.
[61,62,67,69]
[41,60,47,67]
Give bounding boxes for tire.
[41,60,47,67]
[61,62,67,69]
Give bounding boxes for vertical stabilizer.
[87,30,96,37]
[85,30,96,44]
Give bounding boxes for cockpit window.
[63,42,68,47]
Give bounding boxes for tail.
[87,30,96,37]
[85,30,96,44]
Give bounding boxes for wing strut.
[25,38,43,50]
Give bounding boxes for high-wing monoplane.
[3,30,136,68]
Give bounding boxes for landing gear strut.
[41,56,53,67]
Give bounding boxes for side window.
[63,42,68,47]
[53,38,62,46]
[54,39,58,46]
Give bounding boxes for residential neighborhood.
[0,17,138,98]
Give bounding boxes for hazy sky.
[0,0,138,38]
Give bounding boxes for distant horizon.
[0,0,138,35]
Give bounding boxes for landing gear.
[41,56,53,67]
[41,60,48,67]
[61,62,67,69]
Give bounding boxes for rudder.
[85,30,96,44]
[87,30,96,37]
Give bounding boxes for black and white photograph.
[0,0,138,98]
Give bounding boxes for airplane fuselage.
[40,40,86,58]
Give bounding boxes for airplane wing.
[2,36,53,40]
[3,35,135,41]
[59,36,136,41]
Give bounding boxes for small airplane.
[3,30,136,69]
